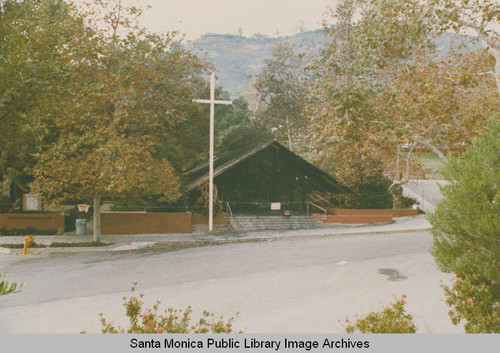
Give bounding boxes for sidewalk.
[0,215,431,254]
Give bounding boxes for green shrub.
[345,296,416,333]
[333,157,416,209]
[0,273,23,296]
[0,242,46,249]
[1,241,110,248]
[429,119,500,333]
[444,273,500,333]
[99,283,243,333]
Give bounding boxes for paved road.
[0,231,461,333]
[403,180,448,212]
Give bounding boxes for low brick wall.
[191,213,229,225]
[313,214,393,224]
[0,213,64,234]
[101,212,192,235]
[327,208,418,218]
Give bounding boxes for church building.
[184,141,353,215]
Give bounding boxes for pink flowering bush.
[344,295,416,333]
[99,282,243,333]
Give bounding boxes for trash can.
[76,219,87,235]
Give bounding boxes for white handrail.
[226,201,233,218]
[307,201,327,220]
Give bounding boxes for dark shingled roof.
[184,141,353,196]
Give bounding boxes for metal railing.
[307,201,327,220]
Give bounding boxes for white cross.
[192,73,232,232]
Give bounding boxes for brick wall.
[327,208,419,218]
[0,213,64,234]
[100,212,192,235]
[191,213,229,225]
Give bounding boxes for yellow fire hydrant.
[22,235,35,256]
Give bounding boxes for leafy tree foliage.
[428,0,500,94]
[429,119,500,332]
[215,95,274,153]
[0,0,211,241]
[253,41,307,151]
[307,0,498,197]
[0,0,93,211]
[219,121,273,154]
[333,156,401,209]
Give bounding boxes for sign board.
[78,204,90,212]
[270,202,281,210]
[23,194,41,211]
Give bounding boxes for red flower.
[156,327,164,333]
[345,317,349,323]
[142,314,148,319]
[147,320,153,326]
[467,298,473,305]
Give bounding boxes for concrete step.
[229,216,323,232]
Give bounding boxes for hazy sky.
[81,0,334,40]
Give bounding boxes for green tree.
[30,1,208,241]
[0,0,93,211]
[306,0,427,199]
[307,0,498,195]
[429,119,500,333]
[219,121,273,153]
[253,41,306,151]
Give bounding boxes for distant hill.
[187,29,480,98]
[186,29,328,97]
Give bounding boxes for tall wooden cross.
[192,73,232,231]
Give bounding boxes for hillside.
[187,29,480,98]
[186,29,328,97]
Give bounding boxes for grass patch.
[413,152,444,179]
[0,243,47,249]
[48,241,111,248]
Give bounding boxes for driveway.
[403,180,448,212]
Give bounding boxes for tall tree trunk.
[286,116,293,151]
[405,142,416,181]
[93,194,101,242]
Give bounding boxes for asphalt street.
[0,230,462,333]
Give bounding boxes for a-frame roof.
[184,141,353,195]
